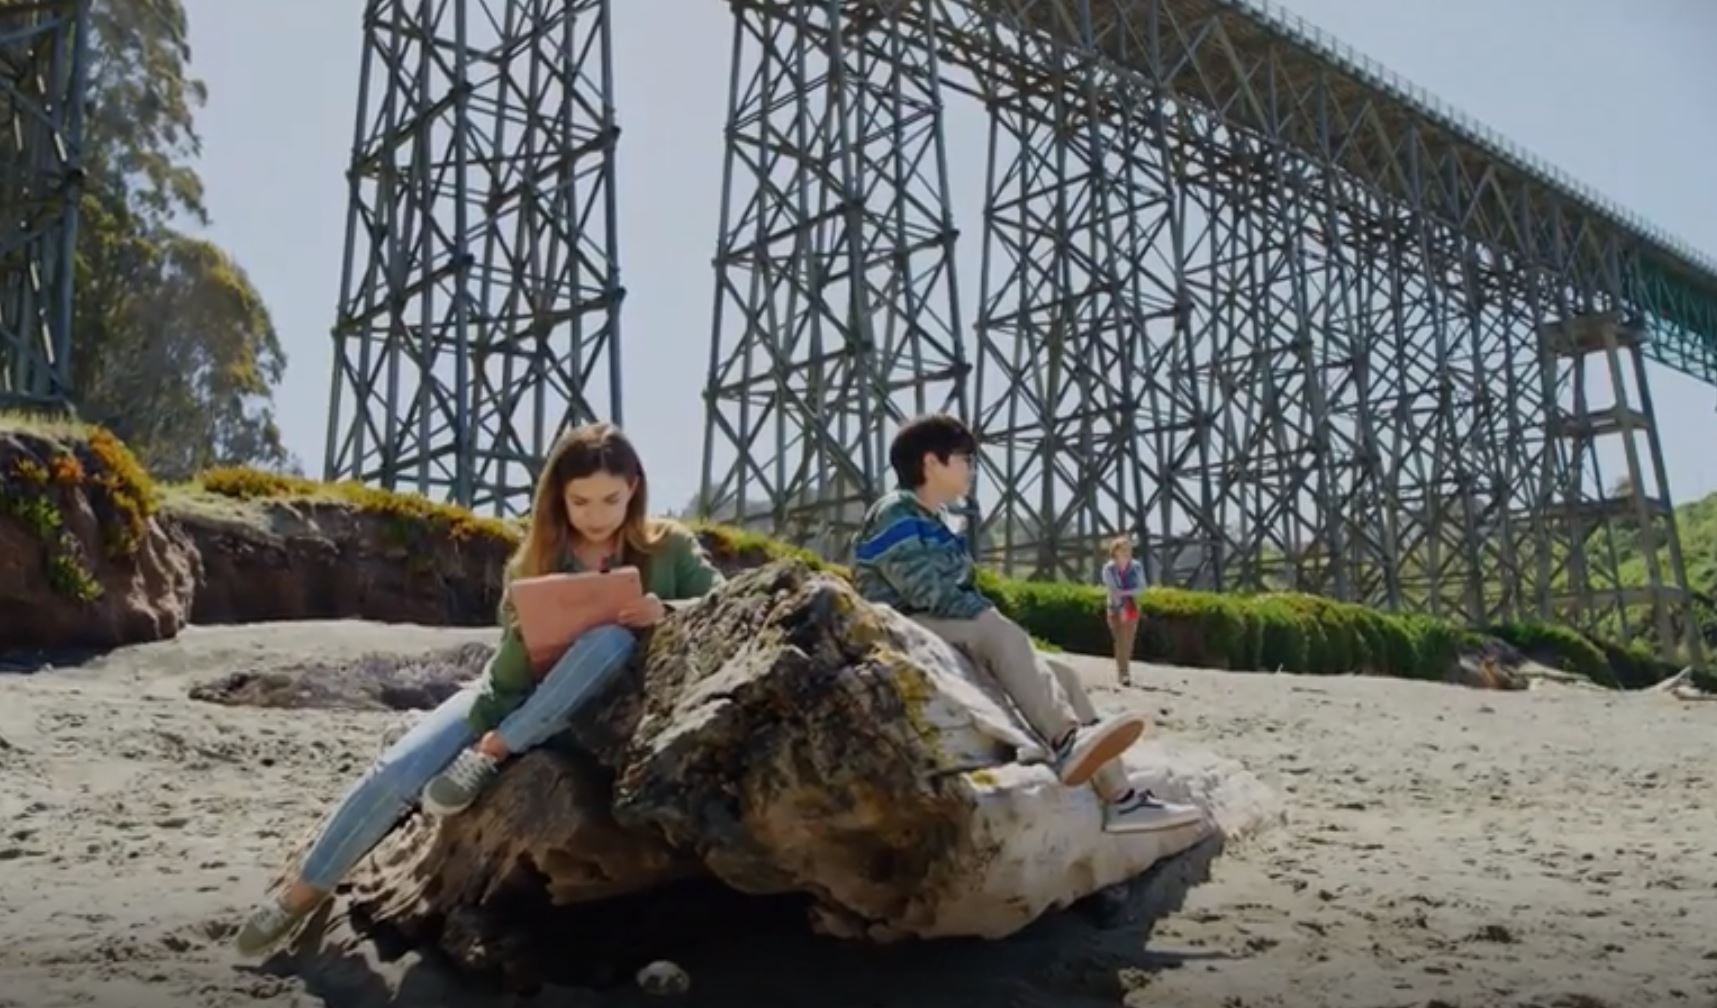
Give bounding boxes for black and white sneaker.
[1051,714,1146,786]
[1103,789,1204,834]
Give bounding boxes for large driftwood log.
[329,747,695,984]
[317,561,1278,987]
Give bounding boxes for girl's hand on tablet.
[618,593,665,628]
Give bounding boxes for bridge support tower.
[325,0,623,516]
[0,0,88,414]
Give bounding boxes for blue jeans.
[298,624,635,890]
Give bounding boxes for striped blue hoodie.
[851,489,990,619]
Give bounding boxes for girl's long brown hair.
[509,422,666,583]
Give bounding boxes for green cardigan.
[467,522,724,734]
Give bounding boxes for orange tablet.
[509,567,643,673]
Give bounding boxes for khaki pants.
[913,608,1130,801]
[1108,612,1139,683]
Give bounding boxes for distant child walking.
[1100,536,1146,686]
[851,413,1202,834]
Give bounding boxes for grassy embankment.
[0,413,1698,688]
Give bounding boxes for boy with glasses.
[851,413,1203,834]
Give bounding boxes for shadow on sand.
[248,834,1230,1008]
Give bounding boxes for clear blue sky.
[179,0,1717,514]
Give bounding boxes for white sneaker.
[1104,789,1205,834]
[233,899,304,957]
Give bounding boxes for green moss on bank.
[190,465,521,554]
[689,520,850,579]
[1,418,1685,691]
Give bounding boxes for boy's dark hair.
[889,413,978,488]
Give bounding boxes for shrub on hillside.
[1397,613,1461,681]
[686,521,1464,679]
[181,473,1712,690]
[1486,620,1612,686]
[1483,620,1687,689]
[1132,586,1249,669]
[197,466,322,500]
[692,521,849,580]
[1598,638,1681,690]
[1245,595,1310,671]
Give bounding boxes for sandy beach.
[1,620,1714,1008]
